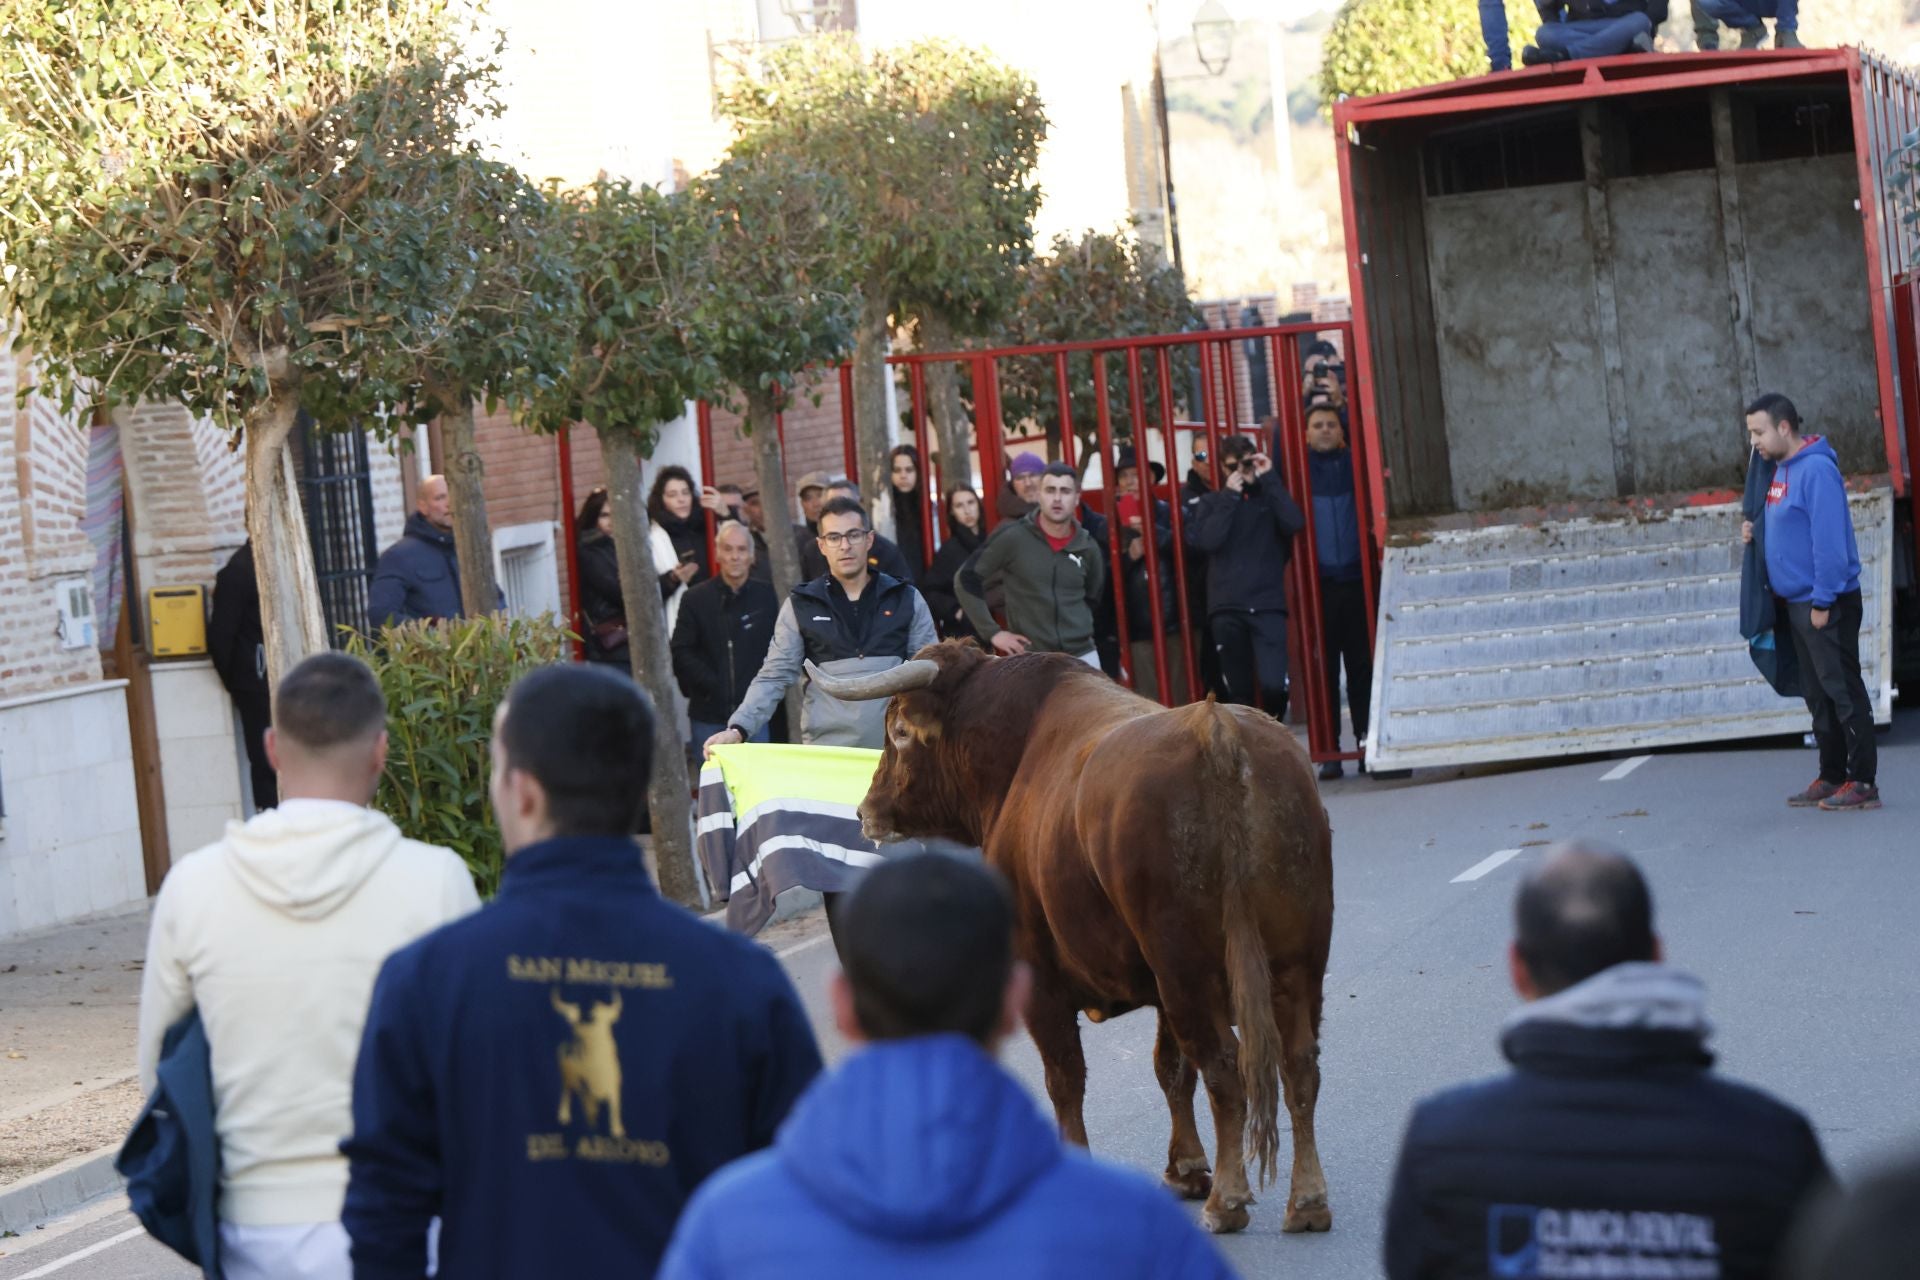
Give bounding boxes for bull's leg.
[1154,1010,1211,1200]
[609,1090,626,1140]
[1161,991,1253,1234]
[1276,971,1331,1233]
[1024,973,1090,1147]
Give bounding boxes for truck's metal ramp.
[1365,491,1894,771]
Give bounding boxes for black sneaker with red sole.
[1788,778,1843,807]
[1819,782,1882,811]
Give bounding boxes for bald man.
[672,520,781,755]
[368,475,468,628]
[1384,843,1828,1280]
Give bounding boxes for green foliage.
[344,614,572,897]
[995,230,1202,462]
[0,0,493,432]
[689,150,859,402]
[721,34,1047,336]
[1318,0,1536,108]
[517,179,713,447]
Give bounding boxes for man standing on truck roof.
[1742,393,1880,812]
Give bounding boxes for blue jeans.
[1697,0,1796,29]
[1481,0,1512,70]
[1536,12,1653,58]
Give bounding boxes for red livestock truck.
[1333,46,1920,770]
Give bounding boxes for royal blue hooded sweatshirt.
[657,1034,1235,1280]
[1761,436,1860,608]
[341,835,822,1279]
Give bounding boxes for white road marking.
[1600,755,1651,782]
[1452,849,1524,883]
[13,1227,145,1278]
[775,932,833,961]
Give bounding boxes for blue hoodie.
[1761,436,1860,608]
[658,1034,1235,1280]
[342,835,823,1279]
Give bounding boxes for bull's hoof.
[1282,1195,1333,1234]
[1201,1199,1252,1234]
[1163,1159,1212,1200]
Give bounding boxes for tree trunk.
[919,309,973,492]
[599,428,701,908]
[746,389,806,738]
[851,286,894,501]
[243,393,330,690]
[439,391,501,617]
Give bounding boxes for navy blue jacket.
[368,512,466,627]
[659,1034,1232,1280]
[1384,972,1828,1280]
[1185,472,1306,614]
[1308,448,1364,583]
[342,836,822,1279]
[118,1009,223,1278]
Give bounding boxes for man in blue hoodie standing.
[1744,393,1879,810]
[658,851,1234,1280]
[1306,400,1373,780]
[343,665,822,1278]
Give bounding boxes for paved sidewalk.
[0,903,150,1190]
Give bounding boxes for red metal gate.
[677,322,1381,766]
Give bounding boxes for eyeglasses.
[817,531,872,548]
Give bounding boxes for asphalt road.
[6,715,1916,1279]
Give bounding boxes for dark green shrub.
[344,614,574,896]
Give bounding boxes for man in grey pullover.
[955,463,1106,666]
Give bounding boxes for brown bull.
[806,641,1334,1235]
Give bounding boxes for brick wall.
[0,353,103,699]
[118,403,241,597]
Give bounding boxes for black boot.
[1318,760,1344,782]
[1520,44,1568,66]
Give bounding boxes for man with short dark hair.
[708,496,937,753]
[1187,434,1305,719]
[343,666,822,1279]
[956,462,1106,665]
[658,852,1235,1280]
[797,479,915,583]
[1306,401,1372,779]
[138,653,478,1280]
[1384,843,1829,1280]
[1744,392,1879,810]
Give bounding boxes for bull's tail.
[1200,703,1284,1189]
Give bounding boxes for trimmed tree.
[519,179,715,907]
[0,0,491,686]
[689,151,859,602]
[996,229,1201,470]
[380,156,579,616]
[720,36,1045,495]
[1318,0,1537,106]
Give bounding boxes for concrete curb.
[0,1144,123,1235]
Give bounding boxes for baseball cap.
[795,470,832,498]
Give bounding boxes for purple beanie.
[1009,452,1046,477]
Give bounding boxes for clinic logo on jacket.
[1487,1203,1720,1279]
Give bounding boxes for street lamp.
[1192,1,1236,77]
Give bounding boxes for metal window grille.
[296,411,379,645]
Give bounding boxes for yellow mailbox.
[148,586,208,658]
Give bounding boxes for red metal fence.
[670,322,1380,765]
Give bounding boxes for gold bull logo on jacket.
[552,988,625,1138]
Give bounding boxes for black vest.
[789,574,917,664]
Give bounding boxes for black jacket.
[671,576,781,725]
[655,511,710,601]
[1385,965,1829,1280]
[1120,497,1181,638]
[576,531,630,666]
[1184,474,1305,615]
[208,542,267,700]
[923,524,986,639]
[369,513,465,627]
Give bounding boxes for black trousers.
[1321,578,1373,747]
[1785,591,1875,786]
[1212,608,1289,721]
[235,690,277,811]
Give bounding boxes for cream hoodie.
[137,799,479,1227]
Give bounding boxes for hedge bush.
[344,614,574,896]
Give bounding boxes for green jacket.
[955,512,1106,656]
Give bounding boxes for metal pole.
[696,400,717,571]
[1092,356,1133,683]
[1156,346,1202,704]
[555,426,584,662]
[1126,347,1173,702]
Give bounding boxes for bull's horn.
[804,658,939,701]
